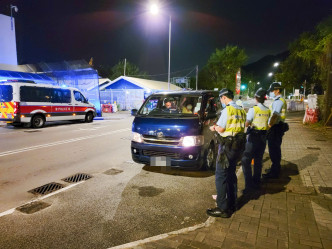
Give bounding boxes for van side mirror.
[131,109,138,116]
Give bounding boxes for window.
[51,89,71,103]
[74,91,86,103]
[20,86,51,102]
[0,85,13,102]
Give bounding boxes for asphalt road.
[0,114,216,249]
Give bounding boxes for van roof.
[0,81,81,92]
[150,90,218,96]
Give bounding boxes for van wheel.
[85,112,94,123]
[203,143,216,171]
[31,115,45,128]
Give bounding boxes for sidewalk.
[112,111,332,249]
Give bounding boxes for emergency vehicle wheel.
[31,115,45,128]
[85,112,94,123]
[203,143,216,171]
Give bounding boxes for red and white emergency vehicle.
[0,80,96,128]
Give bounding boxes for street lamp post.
[168,16,171,91]
[10,5,18,31]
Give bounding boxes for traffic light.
[240,84,246,90]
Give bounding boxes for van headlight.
[132,132,143,143]
[180,135,204,147]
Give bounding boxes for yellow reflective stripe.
[222,105,246,137]
[269,97,287,122]
[279,97,287,121]
[0,101,14,119]
[252,106,270,130]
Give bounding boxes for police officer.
[241,88,270,193]
[263,82,287,179]
[207,89,246,218]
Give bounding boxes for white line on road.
[0,128,131,157]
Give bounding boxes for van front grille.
[142,150,180,159]
[142,135,180,146]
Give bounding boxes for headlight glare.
[132,132,143,143]
[181,135,204,147]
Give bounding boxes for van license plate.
[150,156,171,166]
[7,114,12,119]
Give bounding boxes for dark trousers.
[215,144,241,211]
[241,132,267,189]
[267,124,284,176]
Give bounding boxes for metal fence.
[100,89,145,111]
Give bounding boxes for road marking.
[108,217,216,249]
[109,168,244,249]
[0,182,84,218]
[0,128,131,157]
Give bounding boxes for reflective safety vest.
[222,105,246,137]
[270,96,287,122]
[252,106,270,130]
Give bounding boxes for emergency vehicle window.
[20,86,51,102]
[74,91,86,103]
[51,89,71,103]
[0,85,13,102]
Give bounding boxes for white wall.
[0,14,18,65]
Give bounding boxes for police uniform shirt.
[216,101,242,129]
[246,103,269,122]
[268,95,284,124]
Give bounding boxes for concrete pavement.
[110,111,332,249]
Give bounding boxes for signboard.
[235,69,241,95]
[294,89,300,96]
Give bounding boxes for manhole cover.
[24,130,41,133]
[104,168,123,175]
[307,147,321,150]
[319,186,332,194]
[62,173,92,183]
[16,201,51,214]
[29,182,64,195]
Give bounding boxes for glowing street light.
[149,3,171,91]
[273,62,279,67]
[268,72,273,77]
[149,4,159,15]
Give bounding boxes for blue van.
[131,90,221,170]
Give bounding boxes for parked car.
[131,90,221,170]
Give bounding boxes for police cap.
[267,82,282,92]
[219,88,234,98]
[254,88,267,98]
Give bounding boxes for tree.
[110,60,149,80]
[276,16,332,94]
[199,45,248,90]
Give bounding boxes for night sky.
[1,0,331,80]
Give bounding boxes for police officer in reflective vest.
[241,88,270,193]
[263,82,288,179]
[207,89,246,218]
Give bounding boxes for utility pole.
[195,65,198,90]
[124,58,127,76]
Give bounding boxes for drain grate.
[315,139,326,142]
[24,130,41,133]
[29,182,64,195]
[307,147,321,150]
[62,173,92,183]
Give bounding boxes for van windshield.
[138,95,202,117]
[0,85,13,102]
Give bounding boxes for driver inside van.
[162,98,176,111]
